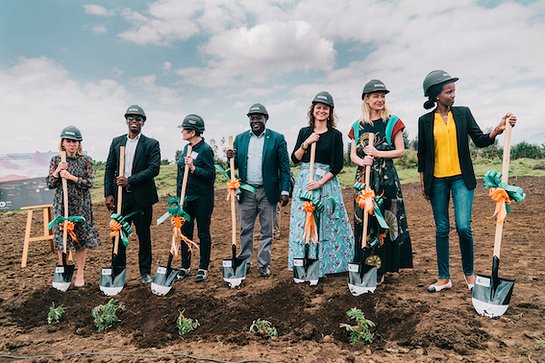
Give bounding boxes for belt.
[248,183,263,188]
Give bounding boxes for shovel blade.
[99,267,126,296]
[222,258,247,288]
[151,265,179,296]
[348,262,377,296]
[472,273,514,318]
[293,257,320,286]
[52,264,75,292]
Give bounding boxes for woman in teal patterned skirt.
[348,80,412,284]
[288,91,354,278]
[46,126,101,287]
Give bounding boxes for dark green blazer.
[233,129,291,204]
[417,106,494,197]
[104,133,161,208]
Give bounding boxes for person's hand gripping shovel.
[472,120,525,317]
[222,136,248,288]
[100,146,136,296]
[293,142,321,286]
[348,133,380,295]
[152,145,196,296]
[50,151,83,291]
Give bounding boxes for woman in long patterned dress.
[348,80,412,284]
[46,126,100,287]
[288,91,355,278]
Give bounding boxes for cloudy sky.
[1,0,544,162]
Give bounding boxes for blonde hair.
[58,139,83,156]
[359,94,391,124]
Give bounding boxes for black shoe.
[176,268,191,281]
[195,269,208,283]
[259,266,271,277]
[140,274,152,285]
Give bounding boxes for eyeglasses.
[126,115,144,122]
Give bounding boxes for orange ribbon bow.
[61,220,78,244]
[226,179,241,201]
[488,187,511,224]
[355,186,375,216]
[109,219,122,239]
[170,216,199,259]
[303,201,319,244]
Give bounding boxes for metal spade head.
[52,262,74,292]
[293,256,320,286]
[222,257,247,288]
[99,266,126,296]
[348,262,377,296]
[472,256,515,318]
[151,265,179,296]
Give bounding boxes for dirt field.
[1,176,544,363]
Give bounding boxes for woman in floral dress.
[46,126,100,287]
[348,80,412,284]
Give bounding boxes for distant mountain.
[526,131,545,146]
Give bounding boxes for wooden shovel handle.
[228,136,237,247]
[493,122,513,258]
[179,144,193,203]
[113,146,125,255]
[303,142,318,246]
[60,151,68,260]
[361,133,375,248]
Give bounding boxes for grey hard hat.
[178,114,205,133]
[124,104,147,121]
[60,126,83,141]
[312,91,334,108]
[361,79,389,99]
[247,103,269,119]
[423,70,459,96]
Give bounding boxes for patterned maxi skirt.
[288,162,355,277]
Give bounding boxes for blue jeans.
[430,176,474,279]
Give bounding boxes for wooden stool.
[21,204,55,267]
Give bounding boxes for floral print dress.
[46,154,101,251]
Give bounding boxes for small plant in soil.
[535,338,545,350]
[176,309,199,336]
[47,302,65,325]
[340,307,376,347]
[249,319,278,338]
[91,299,125,332]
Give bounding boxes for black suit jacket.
[417,106,494,197]
[104,133,161,208]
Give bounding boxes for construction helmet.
[247,103,269,119]
[178,114,205,133]
[312,91,334,108]
[423,70,459,96]
[60,126,83,141]
[124,105,147,121]
[361,79,389,99]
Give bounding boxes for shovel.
[100,146,127,296]
[222,136,247,288]
[52,151,75,292]
[472,122,515,318]
[348,133,378,296]
[293,142,320,286]
[151,144,193,296]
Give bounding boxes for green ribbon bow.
[299,190,325,213]
[214,165,257,195]
[48,215,86,231]
[110,211,142,247]
[353,181,389,230]
[167,196,191,221]
[483,170,526,215]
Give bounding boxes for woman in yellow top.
[417,70,517,292]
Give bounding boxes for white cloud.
[130,75,183,105]
[162,61,172,73]
[83,4,113,17]
[91,25,107,34]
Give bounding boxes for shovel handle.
[303,142,317,247]
[60,151,69,261]
[493,122,513,258]
[113,146,125,256]
[179,144,193,203]
[228,136,237,247]
[361,133,375,248]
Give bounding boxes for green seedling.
[47,302,65,325]
[176,309,199,336]
[91,299,125,332]
[249,319,278,338]
[340,307,376,347]
[535,338,545,350]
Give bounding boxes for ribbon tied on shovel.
[164,196,198,258]
[483,170,526,224]
[215,165,256,200]
[353,182,388,230]
[48,216,86,245]
[299,191,324,245]
[109,211,142,247]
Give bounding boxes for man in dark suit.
[104,105,161,285]
[226,103,291,277]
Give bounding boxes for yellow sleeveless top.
[433,112,462,177]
